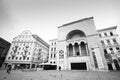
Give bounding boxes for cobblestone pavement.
[0,70,120,80]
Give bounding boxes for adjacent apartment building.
[48,17,120,71]
[4,30,49,69]
[98,26,120,70]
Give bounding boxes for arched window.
[80,42,87,56]
[69,44,73,56]
[74,43,79,56]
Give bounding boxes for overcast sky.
[0,0,120,43]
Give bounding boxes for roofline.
[32,34,50,47]
[97,26,117,32]
[58,17,94,28]
[49,38,58,41]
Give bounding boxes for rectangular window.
[104,33,107,36]
[113,39,117,44]
[101,40,105,45]
[99,34,101,37]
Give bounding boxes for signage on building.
[59,50,64,59]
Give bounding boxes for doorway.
[71,63,87,70]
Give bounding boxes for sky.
[0,0,120,44]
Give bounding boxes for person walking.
[6,65,12,74]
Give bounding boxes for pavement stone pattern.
[0,70,120,80]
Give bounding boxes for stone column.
[67,46,69,57]
[79,44,81,56]
[85,43,88,55]
[29,63,32,69]
[73,45,75,56]
[112,63,116,70]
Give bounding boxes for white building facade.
[49,17,108,71]
[4,30,49,69]
[98,26,120,70]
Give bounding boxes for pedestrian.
[59,66,61,71]
[6,65,12,74]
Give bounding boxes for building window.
[17,52,19,55]
[19,47,21,50]
[54,48,56,51]
[55,42,56,45]
[8,57,11,60]
[92,52,98,68]
[110,32,113,36]
[28,52,30,55]
[16,57,18,60]
[54,54,56,58]
[12,47,14,50]
[12,57,14,60]
[113,39,117,44]
[53,61,56,64]
[109,48,113,51]
[106,39,111,45]
[51,54,52,58]
[21,52,23,55]
[116,47,120,50]
[19,57,22,60]
[50,61,52,63]
[52,43,53,45]
[101,40,105,45]
[27,57,29,60]
[109,48,114,54]
[23,57,25,60]
[104,33,107,36]
[99,34,101,37]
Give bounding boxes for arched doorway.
[113,59,120,70]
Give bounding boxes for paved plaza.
[0,70,120,80]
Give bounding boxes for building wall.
[0,38,11,68]
[98,26,120,70]
[4,30,49,69]
[52,17,107,70]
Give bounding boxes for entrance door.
[107,64,113,70]
[71,63,87,70]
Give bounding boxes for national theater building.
[48,17,120,71]
[4,30,49,69]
